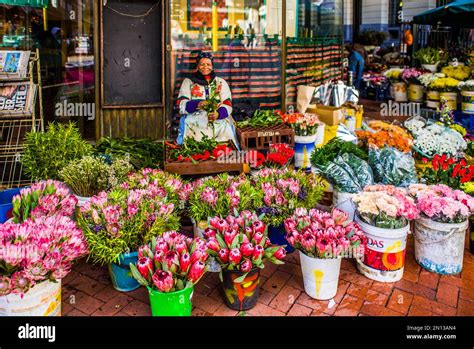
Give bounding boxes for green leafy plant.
[168,135,218,162]
[95,137,164,169]
[237,109,282,128]
[414,47,441,65]
[310,138,368,173]
[22,122,93,180]
[59,156,133,197]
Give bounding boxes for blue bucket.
[268,224,295,253]
[0,188,22,223]
[108,252,140,292]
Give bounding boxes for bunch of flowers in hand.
[401,68,427,84]
[279,112,320,136]
[420,154,474,189]
[253,168,325,226]
[77,185,180,265]
[409,184,474,223]
[204,211,286,282]
[0,215,88,296]
[129,232,208,293]
[12,180,77,223]
[245,143,294,169]
[188,174,259,223]
[353,185,419,229]
[284,208,367,259]
[122,168,192,210]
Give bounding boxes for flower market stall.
[1,84,474,318]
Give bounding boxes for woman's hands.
[208,111,219,122]
[197,101,206,109]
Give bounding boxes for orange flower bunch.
[356,121,413,153]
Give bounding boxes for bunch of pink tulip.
[0,216,88,296]
[204,211,286,278]
[12,180,77,223]
[284,208,367,259]
[130,231,208,293]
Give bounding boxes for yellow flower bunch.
[441,65,472,81]
[461,182,474,195]
[450,124,467,136]
[428,77,461,92]
[383,68,402,81]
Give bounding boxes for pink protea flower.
[252,245,264,261]
[190,249,208,264]
[206,238,221,253]
[138,245,152,259]
[218,248,229,263]
[240,243,254,257]
[179,252,192,273]
[229,248,242,265]
[273,247,287,260]
[188,261,206,283]
[240,259,252,273]
[251,231,264,245]
[0,277,12,296]
[152,270,174,292]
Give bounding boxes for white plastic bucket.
[355,214,410,283]
[75,195,91,207]
[0,280,61,316]
[414,216,468,275]
[294,134,318,171]
[422,63,438,73]
[408,84,424,102]
[333,190,356,221]
[391,82,408,102]
[299,251,341,300]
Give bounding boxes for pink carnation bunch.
[12,180,77,223]
[130,232,208,293]
[353,185,419,229]
[0,216,88,296]
[409,184,474,223]
[284,208,367,259]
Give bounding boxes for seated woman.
[177,52,239,149]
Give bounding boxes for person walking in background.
[347,43,366,90]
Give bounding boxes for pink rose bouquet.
[130,231,208,293]
[0,216,88,296]
[409,184,474,223]
[353,185,419,228]
[203,211,286,282]
[401,68,427,84]
[284,208,367,259]
[12,180,77,223]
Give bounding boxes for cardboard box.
[306,104,345,126]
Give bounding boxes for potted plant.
[11,180,77,223]
[130,232,208,316]
[383,68,406,102]
[253,168,325,252]
[352,185,419,282]
[409,184,474,275]
[203,210,286,311]
[77,186,180,292]
[59,156,133,207]
[0,216,88,316]
[418,72,446,108]
[21,122,93,181]
[402,68,427,102]
[279,112,321,171]
[458,80,474,114]
[428,77,461,109]
[414,47,441,72]
[284,208,366,300]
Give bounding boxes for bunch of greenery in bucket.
[351,185,419,282]
[129,232,208,316]
[22,122,93,181]
[188,174,259,225]
[413,47,441,66]
[11,180,77,223]
[77,186,180,291]
[59,155,133,203]
[203,210,286,310]
[122,168,193,213]
[419,154,474,189]
[0,216,88,315]
[284,208,366,300]
[409,184,474,275]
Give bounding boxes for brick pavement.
[63,234,474,317]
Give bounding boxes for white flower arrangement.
[418,73,445,88]
[412,123,467,157]
[404,116,426,134]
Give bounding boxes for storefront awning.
[413,0,474,27]
[1,0,49,8]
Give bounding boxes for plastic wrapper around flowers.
[323,153,374,193]
[368,147,418,187]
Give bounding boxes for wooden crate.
[164,143,247,176]
[237,124,294,150]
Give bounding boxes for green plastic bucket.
[147,286,193,316]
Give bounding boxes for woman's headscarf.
[191,51,216,85]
